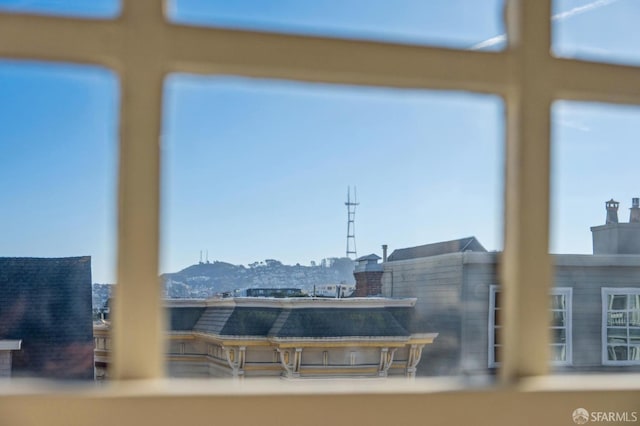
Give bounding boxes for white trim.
[488,285,500,368]
[165,297,417,309]
[0,340,22,351]
[232,297,417,309]
[489,286,572,367]
[601,287,640,366]
[550,287,573,367]
[554,254,640,267]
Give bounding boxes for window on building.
[603,288,640,364]
[489,286,572,367]
[550,100,640,376]
[550,288,572,364]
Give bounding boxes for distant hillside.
[91,258,356,304]
[162,257,355,299]
[92,283,113,313]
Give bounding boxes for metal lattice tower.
[345,186,359,259]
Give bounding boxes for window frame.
[1,1,640,424]
[489,285,573,368]
[549,287,573,366]
[602,287,640,366]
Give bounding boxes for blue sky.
[0,0,639,283]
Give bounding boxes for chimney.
[606,199,619,224]
[630,198,640,223]
[353,254,383,297]
[382,244,388,263]
[593,198,640,255]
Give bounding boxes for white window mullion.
[165,24,510,95]
[0,13,120,65]
[111,0,166,380]
[501,0,553,381]
[552,58,640,105]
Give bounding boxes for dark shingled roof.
[193,307,235,335]
[177,304,432,338]
[0,257,94,380]
[169,307,206,331]
[268,308,411,338]
[387,237,486,261]
[194,307,282,336]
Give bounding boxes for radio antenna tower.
[345,186,359,259]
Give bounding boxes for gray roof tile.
[388,237,486,261]
[0,257,93,380]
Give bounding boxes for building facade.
[95,297,437,379]
[382,200,640,376]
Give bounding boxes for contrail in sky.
[552,0,619,20]
[470,0,621,50]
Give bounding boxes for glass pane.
[630,295,640,309]
[494,345,502,364]
[550,344,566,361]
[608,345,628,361]
[552,101,640,372]
[630,311,640,327]
[553,0,640,66]
[551,328,566,343]
[550,294,565,310]
[607,328,627,344]
[631,346,640,361]
[551,310,566,327]
[494,290,501,308]
[169,0,505,50]
[630,328,640,344]
[609,294,628,310]
[161,75,503,381]
[0,61,118,380]
[0,0,119,18]
[608,312,627,327]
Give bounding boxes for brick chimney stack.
[353,254,383,297]
[606,199,619,224]
[630,198,640,223]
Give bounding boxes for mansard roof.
[171,297,431,339]
[193,306,282,336]
[268,308,409,338]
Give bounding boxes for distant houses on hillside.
[161,257,356,299]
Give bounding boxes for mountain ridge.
[93,257,357,310]
[161,257,356,298]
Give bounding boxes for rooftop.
[387,237,487,261]
[169,296,429,339]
